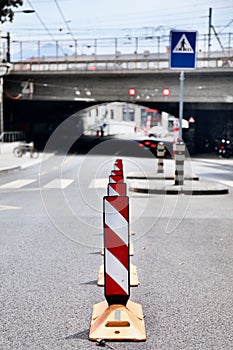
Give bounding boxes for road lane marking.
[219,180,233,188]
[89,178,109,188]
[0,205,21,211]
[39,170,48,176]
[43,178,74,189]
[0,179,36,189]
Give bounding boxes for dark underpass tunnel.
[3,99,233,155]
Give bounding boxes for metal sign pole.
[170,30,197,186]
[179,70,184,141]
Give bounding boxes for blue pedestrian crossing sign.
[170,30,197,69]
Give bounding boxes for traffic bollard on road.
[101,160,134,256]
[114,159,123,172]
[90,196,146,341]
[109,174,124,184]
[99,160,137,285]
[174,141,185,185]
[156,142,166,174]
[90,161,146,342]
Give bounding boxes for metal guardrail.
[0,131,26,142]
[10,52,233,72]
[6,32,232,72]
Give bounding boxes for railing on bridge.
[3,32,233,72]
[10,52,232,72]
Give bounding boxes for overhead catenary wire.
[65,3,233,30]
[4,0,233,40]
[53,0,81,53]
[26,0,68,56]
[2,0,232,57]
[53,0,75,39]
[218,19,233,33]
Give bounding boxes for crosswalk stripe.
[219,180,233,188]
[43,178,74,189]
[39,170,48,176]
[0,205,21,211]
[89,178,109,188]
[0,179,36,189]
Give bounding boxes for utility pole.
[208,7,212,63]
[0,8,34,135]
[207,7,228,63]
[0,29,12,135]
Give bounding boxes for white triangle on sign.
[173,34,194,53]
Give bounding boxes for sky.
[2,0,233,58]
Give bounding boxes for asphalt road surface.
[0,150,232,350]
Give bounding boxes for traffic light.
[128,87,136,96]
[162,88,170,96]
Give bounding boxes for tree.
[0,0,23,23]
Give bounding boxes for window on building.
[141,108,160,127]
[123,107,135,121]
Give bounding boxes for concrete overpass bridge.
[3,52,233,153]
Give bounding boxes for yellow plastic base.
[97,264,139,287]
[89,301,146,341]
[129,242,134,256]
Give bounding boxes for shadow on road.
[65,329,89,340]
[42,135,173,159]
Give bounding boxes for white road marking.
[0,179,36,189]
[0,205,21,211]
[43,178,74,189]
[89,178,109,188]
[219,180,233,188]
[39,170,48,176]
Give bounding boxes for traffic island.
[128,179,229,195]
[126,172,199,181]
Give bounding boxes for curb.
[0,161,40,173]
[0,153,54,174]
[21,159,42,169]
[127,172,199,181]
[128,179,229,195]
[0,165,21,173]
